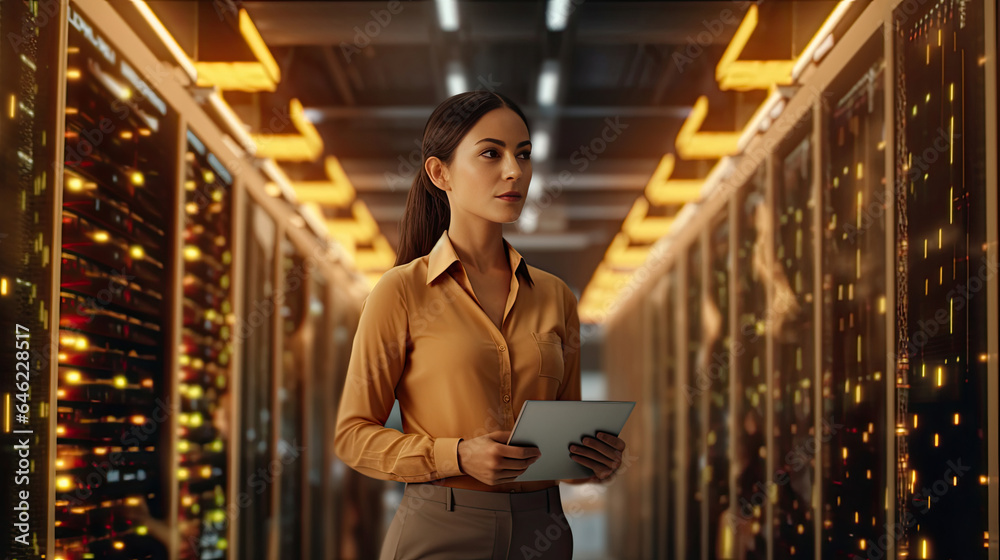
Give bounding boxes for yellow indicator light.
[67,177,84,191]
[93,231,109,243]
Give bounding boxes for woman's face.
[428,107,532,224]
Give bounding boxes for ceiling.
[156,0,839,296]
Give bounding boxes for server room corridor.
[1,1,997,559]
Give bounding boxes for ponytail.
[393,168,451,267]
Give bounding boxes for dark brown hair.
[394,91,531,268]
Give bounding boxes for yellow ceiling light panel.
[716,5,796,91]
[675,96,742,159]
[621,197,675,243]
[644,154,703,205]
[326,199,379,241]
[604,232,650,269]
[291,156,357,207]
[353,234,397,271]
[590,261,634,288]
[194,9,280,91]
[250,99,324,161]
[329,234,357,260]
[238,9,280,83]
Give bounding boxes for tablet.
[505,400,636,482]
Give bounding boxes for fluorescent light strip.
[446,61,466,96]
[133,0,198,82]
[526,174,544,201]
[546,0,572,31]
[537,60,560,106]
[532,129,550,162]
[436,0,459,31]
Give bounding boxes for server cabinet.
[1,0,67,557]
[820,33,889,558]
[894,0,992,556]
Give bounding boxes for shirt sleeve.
[333,269,464,482]
[556,284,582,402]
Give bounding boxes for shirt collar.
[425,229,531,286]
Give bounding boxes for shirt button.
[503,395,510,403]
[498,345,506,352]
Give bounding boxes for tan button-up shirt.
[334,229,582,492]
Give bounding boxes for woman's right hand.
[457,430,541,486]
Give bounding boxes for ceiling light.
[446,61,466,96]
[537,60,560,106]
[526,174,544,201]
[436,0,459,31]
[518,204,540,233]
[546,0,572,31]
[531,130,550,162]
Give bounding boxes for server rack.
[3,0,387,558]
[603,0,997,558]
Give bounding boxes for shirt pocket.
[531,331,565,384]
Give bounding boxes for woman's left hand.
[569,431,627,482]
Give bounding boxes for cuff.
[433,437,464,478]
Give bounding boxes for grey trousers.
[379,483,574,560]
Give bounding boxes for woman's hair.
[394,90,531,267]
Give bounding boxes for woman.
[333,91,627,559]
